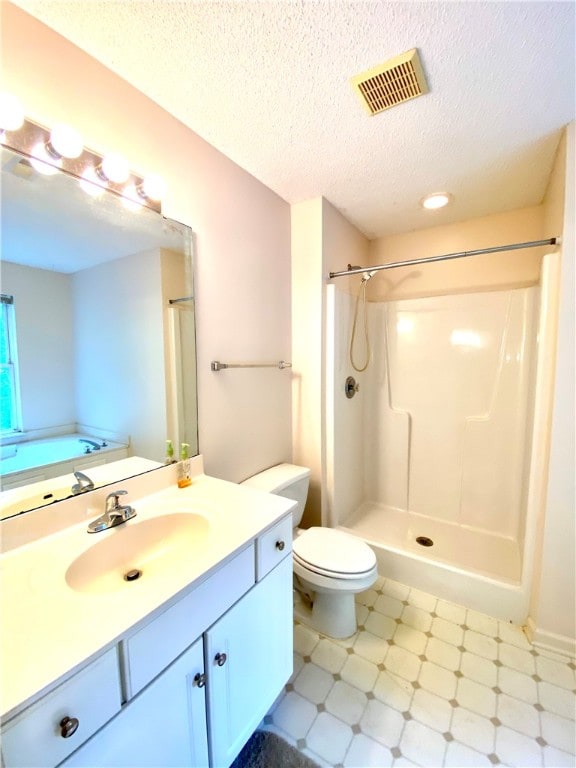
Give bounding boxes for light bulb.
[121,183,143,212]
[99,153,130,184]
[48,123,83,159]
[421,192,453,210]
[139,174,166,201]
[0,93,24,132]
[30,141,61,175]
[79,167,105,197]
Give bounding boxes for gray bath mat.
[230,729,320,768]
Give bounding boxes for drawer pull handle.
[60,716,79,739]
[193,672,207,688]
[275,540,285,551]
[215,652,227,667]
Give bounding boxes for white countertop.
[0,469,294,722]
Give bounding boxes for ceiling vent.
[351,48,428,115]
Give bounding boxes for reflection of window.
[0,294,22,434]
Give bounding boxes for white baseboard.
[525,617,576,659]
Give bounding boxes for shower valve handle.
[345,376,360,398]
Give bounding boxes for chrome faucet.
[71,470,95,495]
[87,490,136,533]
[79,438,101,451]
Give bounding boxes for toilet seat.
[294,553,375,580]
[293,527,377,580]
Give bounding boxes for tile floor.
[264,576,576,767]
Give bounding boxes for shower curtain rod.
[328,237,559,279]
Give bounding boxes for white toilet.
[241,463,378,638]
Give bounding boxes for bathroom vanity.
[0,458,294,768]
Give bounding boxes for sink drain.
[124,568,142,582]
[416,536,434,547]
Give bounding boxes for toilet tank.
[241,463,311,527]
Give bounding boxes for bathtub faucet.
[79,438,101,451]
[71,471,95,495]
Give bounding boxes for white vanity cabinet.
[63,555,293,768]
[59,637,209,768]
[1,511,294,768]
[206,554,292,767]
[0,466,296,768]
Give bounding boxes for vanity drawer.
[1,647,121,768]
[123,543,254,697]
[256,514,292,581]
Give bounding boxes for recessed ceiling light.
[421,192,453,210]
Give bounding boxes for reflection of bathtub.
[0,434,129,490]
[0,456,161,520]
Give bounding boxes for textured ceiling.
[8,1,576,238]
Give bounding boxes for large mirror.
[0,146,198,519]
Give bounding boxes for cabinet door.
[206,556,292,768]
[61,638,209,768]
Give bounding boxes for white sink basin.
[65,512,210,594]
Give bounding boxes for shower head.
[361,270,377,283]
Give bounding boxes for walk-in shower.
[325,242,560,623]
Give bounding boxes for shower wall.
[329,284,539,559]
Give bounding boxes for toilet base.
[293,588,358,639]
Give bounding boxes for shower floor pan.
[339,501,522,585]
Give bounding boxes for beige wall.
[291,197,369,527]
[323,200,371,296]
[0,262,75,432]
[73,249,167,459]
[368,206,545,301]
[1,2,292,483]
[291,199,323,526]
[529,124,576,653]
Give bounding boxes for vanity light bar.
[0,107,164,213]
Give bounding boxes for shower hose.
[349,277,371,372]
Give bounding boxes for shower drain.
[416,536,434,547]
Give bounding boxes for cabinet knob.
[193,672,207,688]
[59,716,79,739]
[215,652,227,667]
[275,540,285,551]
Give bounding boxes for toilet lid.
[293,527,376,576]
